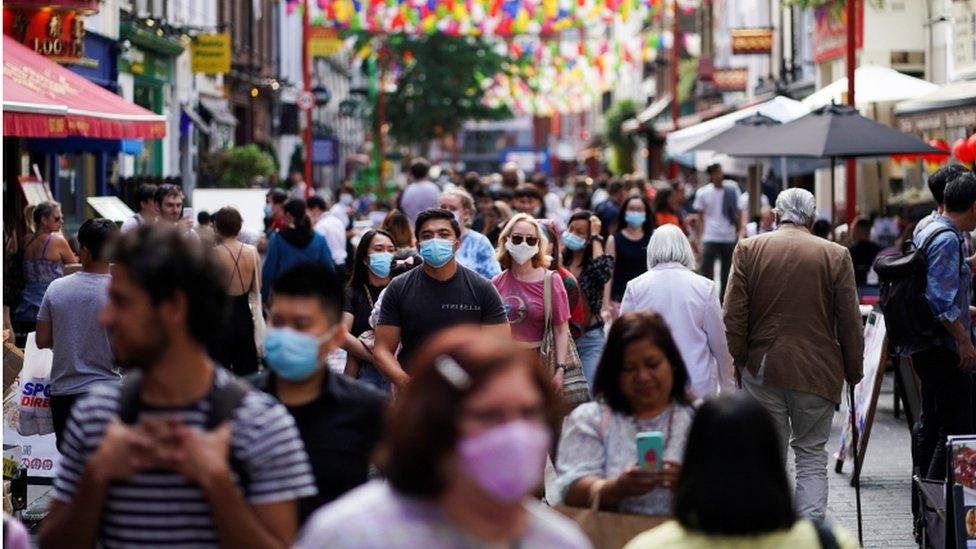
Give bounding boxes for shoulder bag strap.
[543,270,554,330]
[117,370,144,425]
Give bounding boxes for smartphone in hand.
[636,431,664,471]
[182,207,193,220]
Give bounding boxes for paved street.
[827,373,915,548]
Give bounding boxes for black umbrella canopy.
[690,113,782,153]
[707,104,944,158]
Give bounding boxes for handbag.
[247,246,267,357]
[541,271,590,410]
[553,482,668,549]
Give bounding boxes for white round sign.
[297,91,316,111]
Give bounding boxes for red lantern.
[968,134,976,159]
[925,139,950,164]
[953,138,975,164]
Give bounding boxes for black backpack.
[118,369,251,484]
[874,226,961,347]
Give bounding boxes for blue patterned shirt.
[456,230,501,280]
[909,215,972,354]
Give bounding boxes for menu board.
[949,436,976,548]
[835,311,888,481]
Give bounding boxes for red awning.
[3,35,166,139]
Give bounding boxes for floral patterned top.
[554,401,695,516]
[573,255,614,325]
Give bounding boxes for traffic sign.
[297,91,316,111]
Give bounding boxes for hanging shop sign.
[731,28,772,55]
[3,6,87,63]
[712,68,748,92]
[952,0,976,79]
[308,26,342,58]
[812,0,863,63]
[312,136,339,165]
[190,33,231,74]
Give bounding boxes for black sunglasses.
[510,235,539,246]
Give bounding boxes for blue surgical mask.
[340,194,354,206]
[264,204,272,217]
[368,252,394,278]
[264,326,336,382]
[625,212,647,228]
[562,231,586,251]
[419,238,456,268]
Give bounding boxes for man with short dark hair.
[373,208,509,390]
[695,163,741,298]
[399,158,441,227]
[594,179,626,237]
[39,226,316,549]
[251,263,387,524]
[36,218,121,449]
[914,164,969,236]
[847,217,882,286]
[513,184,544,217]
[308,195,348,273]
[121,184,158,233]
[907,172,976,484]
[266,188,289,234]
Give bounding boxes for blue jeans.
[357,362,391,392]
[576,326,605,392]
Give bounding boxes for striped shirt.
[52,368,317,548]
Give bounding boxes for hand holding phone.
[636,431,664,471]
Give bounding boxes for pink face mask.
[458,419,551,504]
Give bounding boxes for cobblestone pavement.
[826,374,916,548]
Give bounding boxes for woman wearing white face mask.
[296,326,591,549]
[492,214,571,394]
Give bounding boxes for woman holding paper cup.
[555,311,695,516]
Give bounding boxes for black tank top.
[611,230,651,301]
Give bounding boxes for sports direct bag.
[17,333,53,437]
[874,226,961,348]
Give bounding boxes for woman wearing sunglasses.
[492,214,571,394]
[13,201,77,342]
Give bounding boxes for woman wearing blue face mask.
[605,195,655,323]
[342,229,397,391]
[562,211,614,391]
[295,326,590,549]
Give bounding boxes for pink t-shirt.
[492,270,571,343]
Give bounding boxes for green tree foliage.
[217,143,275,187]
[375,34,513,145]
[604,99,639,175]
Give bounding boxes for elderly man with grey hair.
[619,224,734,399]
[723,188,863,521]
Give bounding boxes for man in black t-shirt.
[252,263,387,525]
[847,217,883,287]
[374,208,509,391]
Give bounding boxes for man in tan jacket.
[723,188,864,521]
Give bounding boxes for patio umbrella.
[697,104,946,220]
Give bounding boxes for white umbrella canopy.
[801,64,938,109]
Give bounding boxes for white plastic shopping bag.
[17,333,53,436]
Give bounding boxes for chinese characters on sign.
[3,7,87,62]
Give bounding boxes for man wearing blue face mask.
[374,208,510,392]
[251,262,388,525]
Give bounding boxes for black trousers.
[700,241,736,300]
[911,345,974,481]
[50,393,82,452]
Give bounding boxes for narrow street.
[827,374,915,548]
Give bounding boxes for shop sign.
[312,136,339,165]
[812,0,863,63]
[190,33,230,74]
[898,106,976,134]
[120,46,172,84]
[731,28,772,55]
[309,27,343,58]
[712,68,748,91]
[3,7,86,63]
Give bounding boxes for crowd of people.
[12,156,976,548]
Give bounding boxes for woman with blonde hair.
[492,214,571,392]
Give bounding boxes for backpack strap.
[812,519,839,549]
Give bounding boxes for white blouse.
[619,263,735,399]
